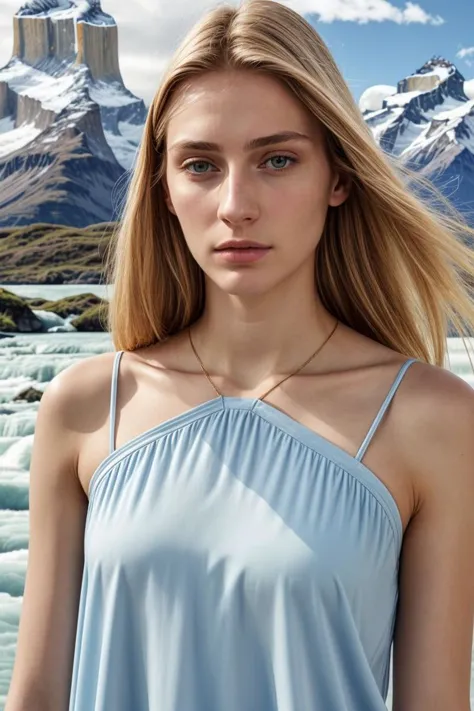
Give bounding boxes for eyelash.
[181,154,298,176]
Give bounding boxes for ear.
[328,171,352,208]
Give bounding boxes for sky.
[0,0,473,106]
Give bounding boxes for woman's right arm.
[5,365,90,711]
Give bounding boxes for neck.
[189,271,338,392]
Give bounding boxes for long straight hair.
[105,0,474,368]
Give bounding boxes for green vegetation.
[71,302,109,331]
[0,287,109,332]
[0,288,43,332]
[29,292,105,318]
[0,221,116,283]
[0,312,16,330]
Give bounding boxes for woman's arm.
[5,367,89,711]
[392,365,474,711]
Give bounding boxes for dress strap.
[109,350,124,455]
[355,358,418,462]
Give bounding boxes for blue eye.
[185,160,213,174]
[183,154,297,175]
[265,155,296,170]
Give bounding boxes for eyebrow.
[168,131,313,153]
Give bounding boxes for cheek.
[275,183,329,232]
[169,180,214,222]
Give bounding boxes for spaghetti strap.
[356,358,418,462]
[73,348,411,711]
[109,350,124,455]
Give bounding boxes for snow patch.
[0,123,42,158]
[88,80,138,108]
[117,121,143,145]
[0,59,89,113]
[435,99,474,122]
[16,0,115,26]
[103,130,138,170]
[385,89,422,107]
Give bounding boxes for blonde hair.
[105,0,474,369]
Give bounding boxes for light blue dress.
[68,351,417,711]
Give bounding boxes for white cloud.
[283,0,444,25]
[110,0,446,101]
[465,79,474,99]
[0,0,447,106]
[358,84,397,112]
[457,47,474,69]
[457,47,474,60]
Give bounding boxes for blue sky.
[309,0,474,101]
[0,0,472,104]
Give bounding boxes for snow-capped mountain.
[0,0,146,228]
[361,58,474,223]
[1,6,473,234]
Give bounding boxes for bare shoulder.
[42,351,119,463]
[393,358,474,501]
[47,350,118,407]
[396,358,474,442]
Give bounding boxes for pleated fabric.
[68,353,417,711]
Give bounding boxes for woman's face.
[164,69,350,297]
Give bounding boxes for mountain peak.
[0,0,146,228]
[16,0,115,26]
[362,58,474,222]
[416,56,457,76]
[11,0,120,81]
[398,56,465,96]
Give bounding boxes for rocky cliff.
[0,1,146,228]
[362,57,474,226]
[13,0,123,82]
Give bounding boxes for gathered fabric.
[68,352,416,711]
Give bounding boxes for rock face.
[362,58,474,227]
[13,0,123,82]
[0,287,44,332]
[0,286,109,331]
[0,1,146,228]
[13,386,43,402]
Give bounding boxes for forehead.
[165,70,322,145]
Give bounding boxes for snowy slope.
[361,58,474,221]
[0,0,146,227]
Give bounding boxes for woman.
[6,1,474,710]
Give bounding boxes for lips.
[213,243,271,263]
[215,240,270,251]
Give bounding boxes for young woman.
[6,1,474,710]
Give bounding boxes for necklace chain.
[187,319,339,402]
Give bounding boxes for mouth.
[213,243,272,264]
[214,240,271,251]
[215,246,269,251]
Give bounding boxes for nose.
[216,170,259,226]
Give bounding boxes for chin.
[210,271,274,298]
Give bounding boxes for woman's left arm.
[392,366,474,711]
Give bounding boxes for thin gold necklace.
[187,319,339,402]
